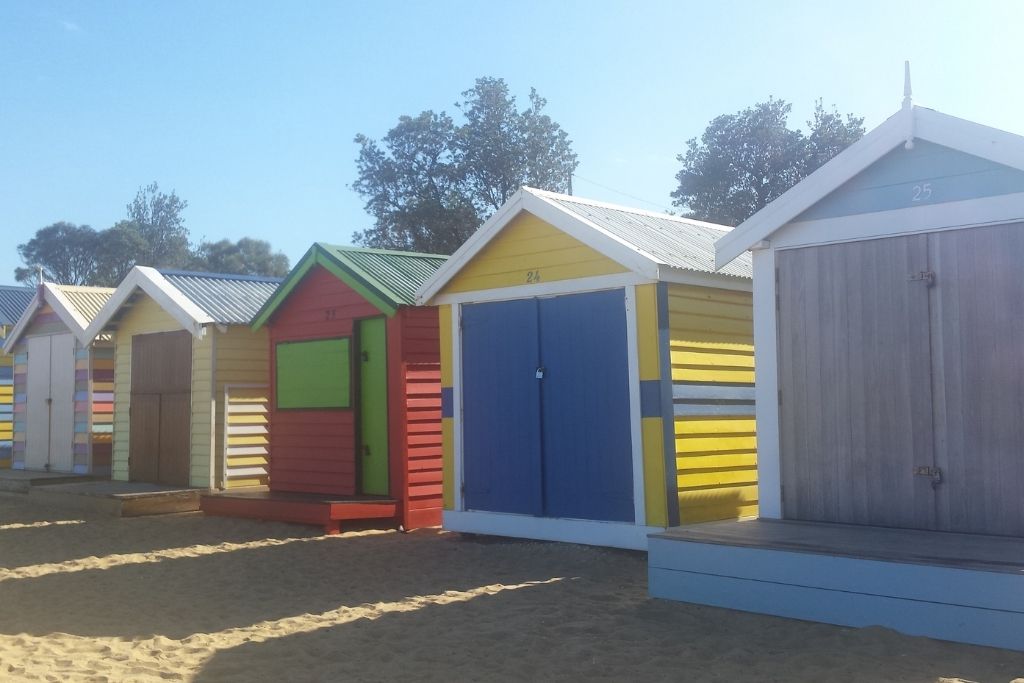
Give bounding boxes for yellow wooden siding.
[212,325,270,488]
[668,283,757,523]
[438,305,452,387]
[442,417,454,510]
[440,212,627,294]
[190,333,214,487]
[635,283,667,527]
[223,385,270,488]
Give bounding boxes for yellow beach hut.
[416,187,755,549]
[84,267,281,489]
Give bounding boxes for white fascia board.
[82,266,214,343]
[656,266,752,292]
[414,191,528,304]
[714,110,907,269]
[523,190,661,278]
[45,284,92,339]
[915,108,1024,172]
[1,290,43,354]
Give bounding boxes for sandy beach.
[0,493,1020,682]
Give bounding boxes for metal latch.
[914,465,943,488]
[908,271,936,287]
[535,367,545,379]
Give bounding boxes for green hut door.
[358,317,389,495]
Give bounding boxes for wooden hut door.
[129,331,192,487]
[357,317,389,495]
[929,223,1024,536]
[776,236,937,529]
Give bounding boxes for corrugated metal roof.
[318,244,448,306]
[543,193,752,279]
[0,285,34,327]
[160,271,283,325]
[53,285,114,324]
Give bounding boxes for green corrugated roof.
[316,244,448,306]
[252,244,447,329]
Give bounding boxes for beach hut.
[649,85,1024,650]
[201,244,447,533]
[416,188,754,550]
[0,285,36,469]
[2,283,114,474]
[84,267,280,489]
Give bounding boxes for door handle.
[363,445,371,457]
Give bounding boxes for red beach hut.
[201,244,447,533]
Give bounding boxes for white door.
[24,334,77,472]
[25,336,52,470]
[48,334,76,472]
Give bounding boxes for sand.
[0,493,1021,682]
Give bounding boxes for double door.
[461,289,634,523]
[25,334,75,472]
[777,223,1024,536]
[129,331,192,487]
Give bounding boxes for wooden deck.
[649,518,1024,651]
[200,490,399,534]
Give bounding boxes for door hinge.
[908,271,936,287]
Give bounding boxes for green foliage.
[352,77,579,254]
[15,222,100,285]
[16,183,291,285]
[672,99,865,226]
[191,237,290,277]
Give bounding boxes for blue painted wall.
[797,140,1024,221]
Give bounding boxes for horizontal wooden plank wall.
[90,343,114,475]
[12,352,26,468]
[73,347,91,473]
[439,212,627,294]
[268,265,380,495]
[0,353,12,468]
[223,385,270,488]
[668,283,758,523]
[212,325,270,489]
[392,305,443,528]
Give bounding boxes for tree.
[352,77,579,253]
[672,99,865,226]
[15,222,99,285]
[92,221,149,286]
[190,237,290,277]
[126,181,192,268]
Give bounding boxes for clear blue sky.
[2,1,1021,282]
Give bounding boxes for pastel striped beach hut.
[0,285,35,469]
[2,284,114,474]
[416,188,755,549]
[84,267,281,489]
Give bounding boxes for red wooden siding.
[268,266,379,494]
[387,307,443,529]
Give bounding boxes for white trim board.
[444,510,661,551]
[624,285,647,526]
[82,266,214,344]
[716,106,1024,268]
[432,272,649,306]
[417,187,741,305]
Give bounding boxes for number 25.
[912,183,932,201]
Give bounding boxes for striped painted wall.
[223,385,270,488]
[90,343,114,475]
[0,353,12,469]
[213,325,270,489]
[667,283,758,523]
[12,352,26,468]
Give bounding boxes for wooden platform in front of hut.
[200,490,399,534]
[649,518,1024,651]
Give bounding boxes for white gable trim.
[2,283,103,353]
[82,266,214,344]
[715,106,1024,269]
[416,188,667,304]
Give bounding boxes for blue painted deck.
[649,519,1024,652]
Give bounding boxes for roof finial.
[902,60,913,110]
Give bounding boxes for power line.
[571,174,673,212]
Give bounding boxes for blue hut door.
[460,289,634,522]
[538,290,634,522]
[461,299,543,515]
